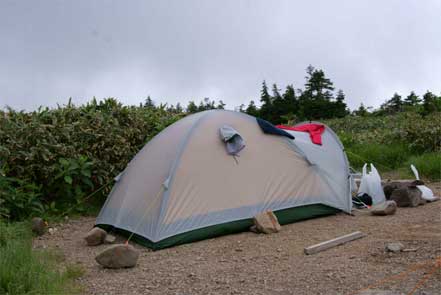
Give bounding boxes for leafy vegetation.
[0,221,82,294]
[0,98,182,220]
[325,112,441,180]
[1,71,440,221]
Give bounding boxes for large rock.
[390,187,423,207]
[252,211,281,234]
[84,227,107,246]
[383,182,408,199]
[370,201,397,216]
[31,217,46,236]
[95,244,139,268]
[383,180,425,199]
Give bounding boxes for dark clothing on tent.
[256,118,294,139]
[276,123,325,145]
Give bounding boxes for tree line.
[143,65,441,124]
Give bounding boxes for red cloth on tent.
[276,123,325,145]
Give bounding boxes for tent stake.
[304,231,365,255]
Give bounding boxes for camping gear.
[277,123,325,145]
[352,193,373,208]
[410,164,438,201]
[358,163,385,205]
[96,110,351,249]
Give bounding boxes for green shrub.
[0,98,182,220]
[346,144,412,170]
[401,153,441,181]
[327,112,441,152]
[0,173,44,220]
[0,221,81,294]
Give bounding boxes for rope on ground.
[407,256,441,295]
[350,256,441,295]
[58,179,114,218]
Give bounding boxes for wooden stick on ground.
[304,231,365,255]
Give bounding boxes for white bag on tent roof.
[358,163,386,205]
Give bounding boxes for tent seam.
[153,111,214,241]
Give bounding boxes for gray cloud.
[1,0,440,111]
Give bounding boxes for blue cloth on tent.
[219,125,245,155]
[256,118,295,139]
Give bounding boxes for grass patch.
[399,153,441,181]
[0,221,82,295]
[346,143,412,171]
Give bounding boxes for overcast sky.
[1,0,440,111]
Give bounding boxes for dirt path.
[34,183,441,295]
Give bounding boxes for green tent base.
[97,203,340,250]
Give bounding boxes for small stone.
[252,211,281,234]
[31,217,46,236]
[95,244,139,268]
[104,234,116,244]
[386,242,404,253]
[370,200,397,216]
[48,227,57,235]
[84,227,107,246]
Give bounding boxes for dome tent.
[96,110,352,249]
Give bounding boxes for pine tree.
[304,65,334,101]
[421,91,441,114]
[299,66,336,119]
[245,100,259,117]
[353,103,369,116]
[333,90,349,118]
[259,81,273,121]
[216,100,226,109]
[382,93,403,113]
[404,91,421,106]
[186,101,198,113]
[143,96,155,109]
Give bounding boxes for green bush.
[346,143,412,170]
[402,153,441,181]
[0,173,44,220]
[0,221,82,294]
[1,98,439,220]
[326,112,441,152]
[0,98,182,220]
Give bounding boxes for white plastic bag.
[410,164,438,201]
[358,163,386,205]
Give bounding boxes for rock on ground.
[95,244,139,268]
[386,242,404,253]
[104,234,116,244]
[253,211,281,234]
[84,227,107,246]
[390,188,423,207]
[371,201,397,216]
[31,217,46,236]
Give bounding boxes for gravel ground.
[34,182,441,295]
